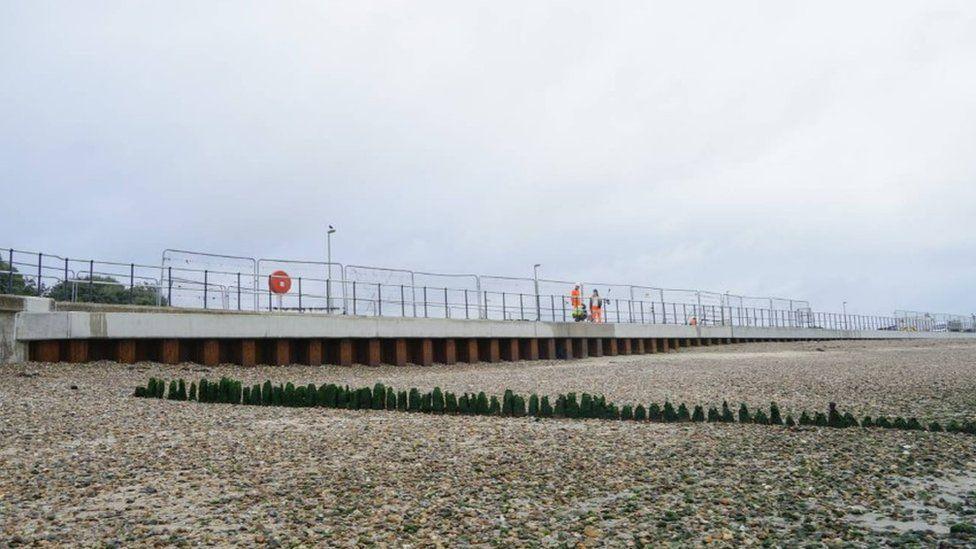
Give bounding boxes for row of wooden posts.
[29,336,807,366]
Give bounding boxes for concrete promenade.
[3,296,974,366]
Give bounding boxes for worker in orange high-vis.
[589,289,603,323]
[570,284,582,310]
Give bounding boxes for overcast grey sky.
[1,1,974,315]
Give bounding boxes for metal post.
[88,260,94,301]
[353,281,357,315]
[423,286,428,318]
[64,258,68,292]
[298,277,303,311]
[7,249,13,294]
[129,263,135,297]
[268,275,272,311]
[37,253,42,296]
[168,266,172,305]
[562,295,566,322]
[533,264,541,321]
[401,285,406,316]
[519,293,524,320]
[502,293,507,320]
[444,287,449,318]
[550,294,555,321]
[203,270,208,309]
[237,272,241,311]
[378,283,382,316]
[465,289,470,319]
[484,290,488,319]
[326,279,331,314]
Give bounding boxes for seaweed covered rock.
[648,403,662,422]
[706,407,720,423]
[738,403,751,424]
[540,396,553,418]
[634,404,647,421]
[662,402,677,422]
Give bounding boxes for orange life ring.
[269,270,292,294]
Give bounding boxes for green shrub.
[397,390,408,412]
[273,385,284,406]
[721,401,734,423]
[677,403,691,422]
[946,420,962,432]
[929,421,943,432]
[134,386,146,398]
[167,380,178,400]
[785,415,796,427]
[420,392,433,413]
[620,405,634,421]
[876,416,891,428]
[606,404,619,420]
[196,379,206,402]
[262,381,273,406]
[458,394,470,414]
[648,403,662,422]
[706,407,720,423]
[738,404,751,424]
[769,403,782,425]
[489,396,501,416]
[692,405,705,423]
[155,378,165,399]
[386,387,396,410]
[306,384,317,406]
[540,396,553,418]
[296,386,308,407]
[528,394,539,417]
[242,386,251,404]
[251,384,262,405]
[177,379,187,401]
[799,411,812,426]
[634,404,647,421]
[189,382,197,401]
[906,418,923,431]
[893,417,908,430]
[843,412,858,428]
[861,416,873,428]
[662,401,677,422]
[445,392,458,414]
[814,412,828,427]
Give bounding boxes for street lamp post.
[533,264,541,321]
[842,301,848,330]
[326,225,336,312]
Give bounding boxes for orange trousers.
[590,307,602,323]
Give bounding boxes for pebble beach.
[2,339,975,546]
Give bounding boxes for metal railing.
[3,246,975,333]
